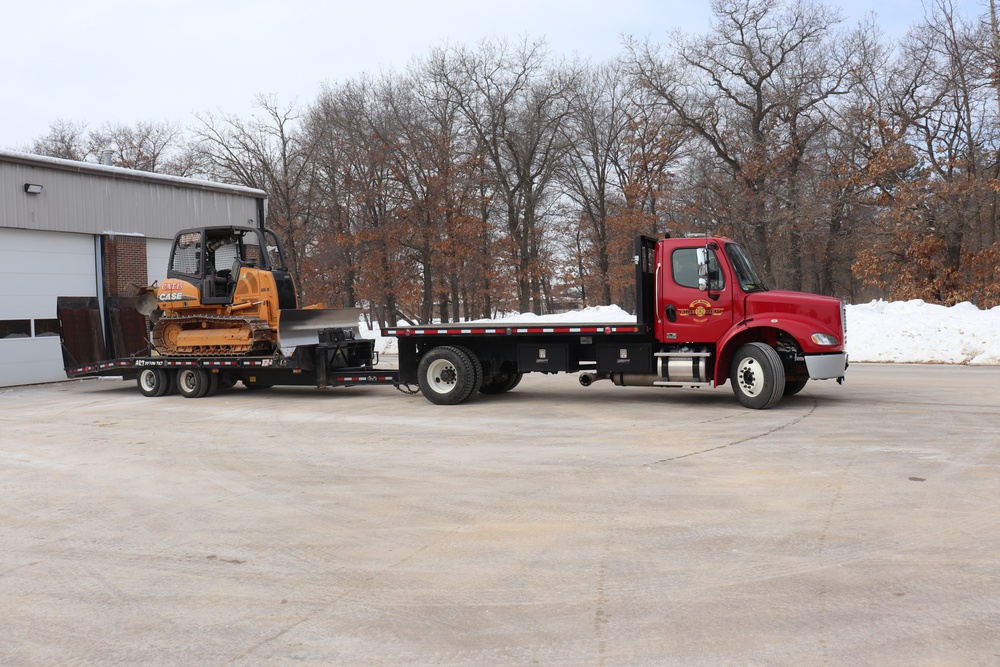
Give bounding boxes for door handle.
[665,305,676,323]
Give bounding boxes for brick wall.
[102,235,148,296]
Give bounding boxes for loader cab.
[166,226,297,308]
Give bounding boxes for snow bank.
[358,299,1000,365]
[846,300,1000,365]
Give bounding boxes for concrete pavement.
[1,364,998,665]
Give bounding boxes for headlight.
[811,333,840,346]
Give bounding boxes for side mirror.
[696,248,709,291]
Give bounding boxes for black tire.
[783,379,808,396]
[417,346,479,405]
[243,380,274,390]
[177,368,212,399]
[203,372,220,397]
[480,370,524,394]
[451,346,483,396]
[136,368,172,398]
[729,342,785,409]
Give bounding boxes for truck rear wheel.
[137,368,172,397]
[417,346,479,405]
[730,342,784,409]
[480,370,524,394]
[451,345,483,395]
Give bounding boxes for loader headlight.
[811,332,840,346]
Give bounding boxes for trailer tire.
[243,380,274,390]
[137,368,172,397]
[417,346,479,405]
[480,370,524,394]
[203,372,220,397]
[177,368,212,399]
[730,342,784,409]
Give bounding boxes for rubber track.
[152,314,274,356]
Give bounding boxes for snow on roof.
[0,149,266,199]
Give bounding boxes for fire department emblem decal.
[678,299,725,323]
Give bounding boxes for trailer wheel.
[243,380,274,390]
[177,368,212,399]
[730,342,784,409]
[480,371,524,394]
[137,368,172,398]
[417,346,479,405]
[203,372,220,397]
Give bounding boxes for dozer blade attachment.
[277,307,364,354]
[125,282,159,316]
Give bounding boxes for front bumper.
[805,352,848,380]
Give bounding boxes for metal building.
[0,150,267,387]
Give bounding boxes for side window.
[671,248,725,291]
[213,242,240,271]
[263,230,285,270]
[170,232,203,276]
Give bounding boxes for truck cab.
[646,235,847,407]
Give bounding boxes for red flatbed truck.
[389,235,847,409]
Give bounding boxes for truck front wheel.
[730,343,785,409]
[418,346,479,405]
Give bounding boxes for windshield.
[725,243,768,292]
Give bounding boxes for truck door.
[656,244,734,345]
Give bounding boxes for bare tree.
[88,120,186,173]
[429,38,580,313]
[559,59,634,305]
[628,0,856,289]
[26,119,90,161]
[853,0,1000,306]
[193,96,321,303]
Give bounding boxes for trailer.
[389,235,847,410]
[56,223,399,397]
[59,306,397,397]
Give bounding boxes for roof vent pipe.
[101,150,114,166]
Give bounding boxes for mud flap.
[277,307,363,355]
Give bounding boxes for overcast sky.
[1,0,987,151]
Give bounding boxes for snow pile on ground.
[359,300,1000,365]
[846,300,1000,365]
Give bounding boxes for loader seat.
[202,261,234,304]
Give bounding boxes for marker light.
[811,333,840,346]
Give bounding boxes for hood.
[744,290,844,334]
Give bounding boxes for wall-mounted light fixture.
[24,183,43,194]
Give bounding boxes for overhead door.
[0,228,98,387]
[146,238,172,285]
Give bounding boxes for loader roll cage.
[166,226,289,283]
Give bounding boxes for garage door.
[0,228,98,387]
[146,238,172,285]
